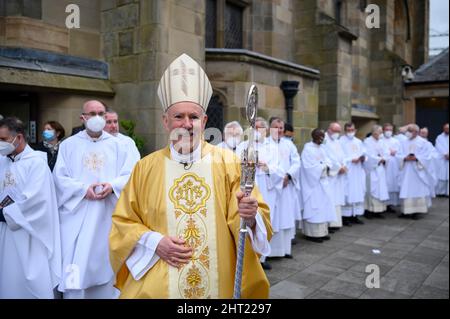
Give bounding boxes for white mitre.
[157,53,213,112]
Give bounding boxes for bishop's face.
[163,102,208,154]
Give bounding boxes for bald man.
[53,100,136,298]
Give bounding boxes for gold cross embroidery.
[172,60,195,97]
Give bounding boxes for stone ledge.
[205,48,320,80]
[0,67,114,95]
[0,46,108,79]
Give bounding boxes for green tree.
[120,119,145,155]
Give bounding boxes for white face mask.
[255,131,263,142]
[384,131,393,138]
[0,136,17,156]
[346,132,355,139]
[405,131,413,139]
[331,133,340,140]
[85,115,106,133]
[225,137,240,149]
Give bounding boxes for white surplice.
[435,132,449,196]
[117,133,141,164]
[0,146,61,299]
[53,130,135,298]
[300,142,336,237]
[323,134,346,227]
[397,136,435,214]
[364,136,389,213]
[339,135,366,217]
[382,136,401,206]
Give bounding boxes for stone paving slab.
[267,197,449,299]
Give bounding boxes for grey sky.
[430,0,449,54]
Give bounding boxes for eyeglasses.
[82,112,106,117]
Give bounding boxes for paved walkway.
[268,197,449,299]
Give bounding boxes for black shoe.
[386,205,396,213]
[328,228,335,234]
[398,213,411,219]
[321,235,331,241]
[342,217,353,226]
[374,213,385,219]
[304,236,324,243]
[412,213,423,220]
[261,262,272,270]
[364,212,374,219]
[352,216,365,225]
[284,254,294,259]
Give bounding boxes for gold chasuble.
[110,142,272,299]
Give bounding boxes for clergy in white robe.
[237,117,284,269]
[104,110,141,164]
[419,128,439,201]
[395,126,408,143]
[53,100,135,299]
[266,117,301,256]
[435,124,449,196]
[363,125,389,218]
[0,117,61,299]
[323,123,347,230]
[397,124,435,219]
[382,124,402,208]
[300,129,336,243]
[339,123,366,225]
[216,121,243,153]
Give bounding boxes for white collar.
[169,143,201,163]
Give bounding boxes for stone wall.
[101,0,206,153]
[0,0,101,59]
[206,51,320,149]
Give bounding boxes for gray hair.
[224,121,243,134]
[372,124,382,134]
[408,124,420,132]
[255,117,268,128]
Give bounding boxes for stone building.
[0,0,430,152]
[404,48,449,143]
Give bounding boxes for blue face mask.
[42,130,56,142]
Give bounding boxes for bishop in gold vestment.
[109,54,272,299]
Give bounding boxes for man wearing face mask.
[217,121,243,152]
[339,123,366,226]
[53,100,135,299]
[382,123,402,211]
[300,129,336,243]
[397,124,435,219]
[109,54,272,299]
[267,117,301,257]
[435,123,449,197]
[363,125,390,219]
[323,122,346,232]
[0,117,61,298]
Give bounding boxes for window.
[205,0,217,48]
[224,2,243,48]
[205,0,247,49]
